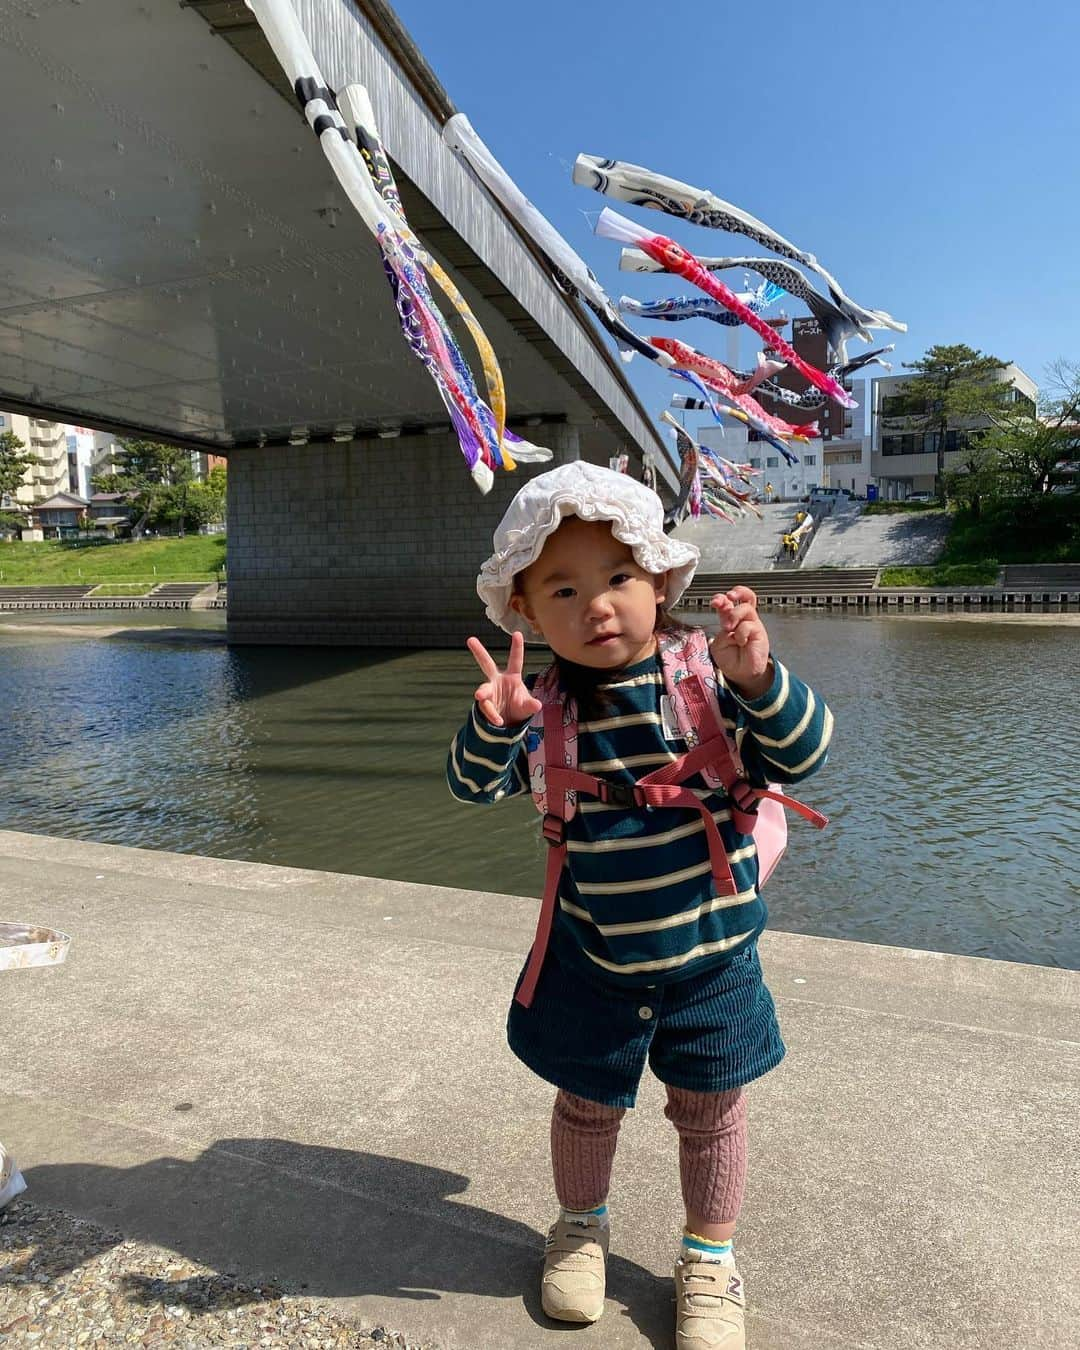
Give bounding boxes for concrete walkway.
[674,505,953,571]
[1,830,1077,1349]
[674,505,793,572]
[806,509,951,567]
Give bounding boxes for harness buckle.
[600,781,639,809]
[728,779,760,816]
[541,813,566,847]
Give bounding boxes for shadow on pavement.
[25,1139,673,1345]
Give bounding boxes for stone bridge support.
[226,424,581,646]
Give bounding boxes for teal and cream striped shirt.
[447,649,832,987]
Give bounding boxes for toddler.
[448,461,832,1348]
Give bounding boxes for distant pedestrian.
[448,462,833,1347]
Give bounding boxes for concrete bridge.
[0,0,671,645]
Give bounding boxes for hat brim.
[477,496,699,636]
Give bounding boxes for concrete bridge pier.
[226,423,582,647]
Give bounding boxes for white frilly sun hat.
[477,460,700,636]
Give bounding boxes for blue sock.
[681,1229,735,1265]
[561,1203,609,1229]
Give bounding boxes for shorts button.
[638,1006,653,1021]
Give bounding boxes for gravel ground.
[0,1200,436,1348]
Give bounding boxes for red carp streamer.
[650,336,819,444]
[595,208,857,410]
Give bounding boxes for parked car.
[905,492,936,503]
[808,487,857,511]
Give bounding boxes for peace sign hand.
[466,631,543,728]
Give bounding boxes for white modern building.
[821,377,873,496]
[696,413,826,502]
[90,430,125,482]
[65,426,96,500]
[0,409,70,511]
[870,363,1038,499]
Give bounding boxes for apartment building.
[870,364,1038,499]
[0,410,70,510]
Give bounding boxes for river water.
[0,612,1076,968]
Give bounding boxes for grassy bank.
[940,497,1078,566]
[0,536,226,585]
[878,496,1078,585]
[879,562,1000,587]
[864,500,943,515]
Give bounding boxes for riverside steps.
[0,583,220,612]
[1,830,1076,1349]
[677,565,1080,613]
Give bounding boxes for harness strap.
[516,704,567,1009]
[514,672,827,1009]
[753,788,828,829]
[517,737,746,1010]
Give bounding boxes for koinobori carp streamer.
[575,153,905,345]
[443,114,674,371]
[244,0,549,489]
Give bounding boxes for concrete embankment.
[1,831,1076,1348]
[0,622,227,643]
[808,508,951,567]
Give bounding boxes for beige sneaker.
[541,1214,609,1323]
[0,1144,27,1211]
[675,1257,745,1349]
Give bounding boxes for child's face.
[510,516,667,669]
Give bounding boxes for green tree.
[884,344,1012,497]
[183,464,227,530]
[983,358,1080,497]
[941,438,999,519]
[0,427,37,503]
[93,437,193,537]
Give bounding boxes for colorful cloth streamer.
[734,377,824,413]
[835,344,895,378]
[617,282,784,328]
[669,371,800,465]
[734,351,788,397]
[651,335,821,443]
[656,337,812,466]
[666,403,763,496]
[442,114,674,370]
[663,414,701,526]
[620,251,886,365]
[671,368,731,424]
[337,84,511,460]
[244,1,544,490]
[574,154,906,342]
[672,392,787,465]
[730,343,896,412]
[659,413,759,524]
[594,208,857,410]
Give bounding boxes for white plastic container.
[0,922,70,971]
[0,920,70,1207]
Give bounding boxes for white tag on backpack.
[660,694,679,742]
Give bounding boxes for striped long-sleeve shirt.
[447,648,832,988]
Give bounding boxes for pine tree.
[93,437,193,537]
[884,344,1012,497]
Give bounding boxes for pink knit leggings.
[551,1086,747,1226]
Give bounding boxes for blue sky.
[393,0,1079,442]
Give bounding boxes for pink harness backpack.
[516,626,828,1007]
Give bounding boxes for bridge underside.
[1,1,672,643]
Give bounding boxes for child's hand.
[709,586,773,697]
[466,631,543,728]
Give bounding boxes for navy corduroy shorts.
[506,941,785,1109]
